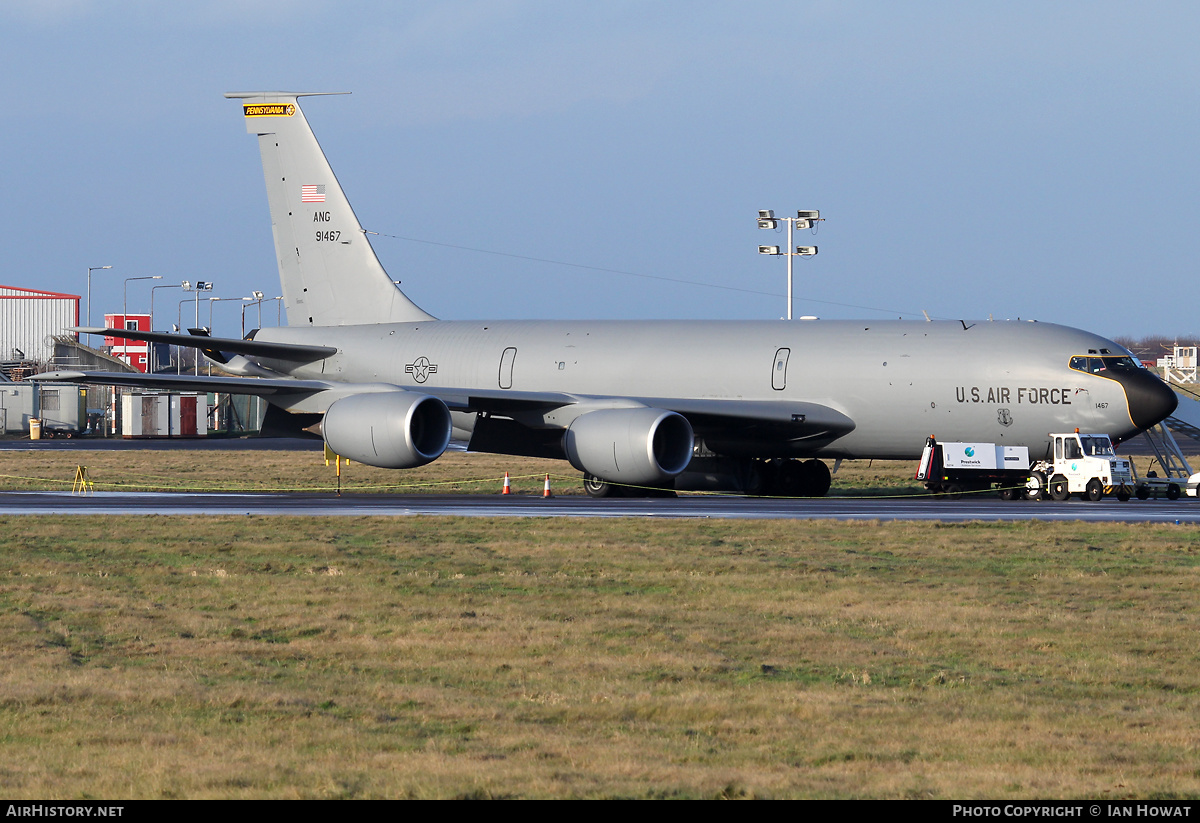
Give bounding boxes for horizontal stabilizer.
[71,327,337,362]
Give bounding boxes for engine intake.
[563,408,693,485]
[323,391,452,469]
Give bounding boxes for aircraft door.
[499,347,517,389]
[772,348,790,391]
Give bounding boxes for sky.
[2,1,1197,340]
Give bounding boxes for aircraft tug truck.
[917,431,1135,501]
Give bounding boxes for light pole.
[150,282,184,372]
[178,281,213,373]
[123,276,162,325]
[116,275,160,373]
[205,297,236,375]
[176,297,190,335]
[175,297,192,375]
[207,296,230,332]
[86,265,112,327]
[240,291,265,337]
[757,210,821,320]
[151,282,184,332]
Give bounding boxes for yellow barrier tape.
[0,472,555,494]
[0,471,1026,501]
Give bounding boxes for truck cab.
[1038,431,1133,501]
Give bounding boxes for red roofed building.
[104,313,152,373]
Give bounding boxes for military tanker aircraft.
[35,92,1179,497]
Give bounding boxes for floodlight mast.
[757,209,821,320]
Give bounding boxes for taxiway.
[1,491,1197,523]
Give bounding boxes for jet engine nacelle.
[563,408,694,485]
[323,391,452,469]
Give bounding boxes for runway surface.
[2,491,1198,522]
[0,437,322,452]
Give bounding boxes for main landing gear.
[581,457,834,498]
[758,458,832,497]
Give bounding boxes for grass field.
[3,514,1200,798]
[0,448,937,496]
[0,443,1180,497]
[1,450,1198,798]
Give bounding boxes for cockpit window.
[1069,355,1141,375]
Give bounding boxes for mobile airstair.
[1139,389,1200,497]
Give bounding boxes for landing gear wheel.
[1167,483,1181,501]
[583,474,620,498]
[775,460,805,496]
[944,484,964,500]
[1136,484,1151,500]
[1027,470,1048,501]
[1049,474,1071,502]
[1085,478,1104,502]
[742,462,767,496]
[998,486,1021,501]
[1116,489,1131,502]
[800,459,832,497]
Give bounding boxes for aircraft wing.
[626,396,856,451]
[31,370,334,397]
[633,396,854,433]
[70,327,337,362]
[32,369,579,412]
[32,369,853,446]
[413,385,854,437]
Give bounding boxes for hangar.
[0,285,80,367]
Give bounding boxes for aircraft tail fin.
[225,92,434,326]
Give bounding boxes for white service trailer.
[918,432,1136,502]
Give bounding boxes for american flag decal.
[301,184,326,202]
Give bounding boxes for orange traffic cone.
[542,474,553,498]
[502,472,511,495]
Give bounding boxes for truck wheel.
[1049,474,1071,502]
[1085,479,1104,502]
[1027,470,1048,501]
[1136,484,1151,500]
[1167,484,1181,501]
[944,484,964,500]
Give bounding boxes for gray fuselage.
[255,317,1164,461]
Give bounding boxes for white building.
[0,285,80,364]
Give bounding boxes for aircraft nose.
[1123,370,1178,431]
